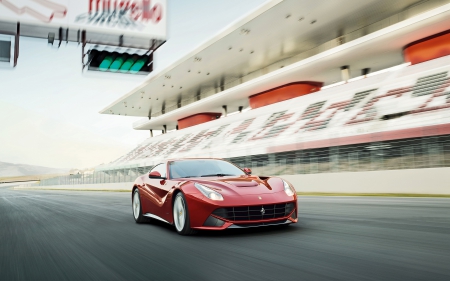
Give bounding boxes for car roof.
[167,157,224,161]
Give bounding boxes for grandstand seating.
[101,55,450,171]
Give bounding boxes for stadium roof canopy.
[100,0,450,131]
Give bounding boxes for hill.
[0,161,68,178]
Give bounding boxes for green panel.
[99,56,113,71]
[110,57,125,72]
[119,58,136,72]
[129,58,146,73]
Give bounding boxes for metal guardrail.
[36,134,450,186]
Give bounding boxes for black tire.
[132,188,151,223]
[173,192,197,235]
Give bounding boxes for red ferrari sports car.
[131,158,298,235]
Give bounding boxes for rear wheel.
[173,193,196,235]
[132,189,150,223]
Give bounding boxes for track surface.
[1,186,450,281]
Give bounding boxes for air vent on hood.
[225,180,258,187]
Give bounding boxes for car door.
[141,163,176,220]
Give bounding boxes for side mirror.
[149,171,162,178]
[243,168,252,175]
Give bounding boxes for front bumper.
[228,219,294,229]
[191,215,298,230]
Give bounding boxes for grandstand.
[36,0,450,194]
[100,56,450,172]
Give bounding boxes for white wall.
[281,167,450,194]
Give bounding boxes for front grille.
[233,219,288,227]
[212,203,295,221]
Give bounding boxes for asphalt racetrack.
[1,186,450,281]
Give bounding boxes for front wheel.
[132,189,150,223]
[173,193,196,235]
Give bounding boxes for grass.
[297,192,450,198]
[0,173,68,183]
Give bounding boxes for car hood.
[188,175,285,196]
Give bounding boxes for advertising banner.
[0,0,166,40]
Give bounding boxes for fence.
[230,135,450,176]
[37,134,450,186]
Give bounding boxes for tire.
[173,192,197,235]
[132,188,150,223]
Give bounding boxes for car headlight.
[194,183,224,201]
[283,180,295,196]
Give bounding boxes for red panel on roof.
[404,30,450,65]
[249,82,323,109]
[178,113,222,129]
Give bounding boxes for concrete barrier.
[280,167,450,195]
[14,182,134,191]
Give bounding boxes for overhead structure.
[99,0,450,132]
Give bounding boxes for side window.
[150,163,166,178]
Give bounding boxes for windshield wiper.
[201,173,235,177]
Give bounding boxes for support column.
[150,130,153,137]
[222,105,227,117]
[362,68,370,78]
[341,65,350,83]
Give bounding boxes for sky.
[0,0,267,170]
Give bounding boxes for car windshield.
[169,159,245,179]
